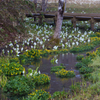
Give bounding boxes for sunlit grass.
[0,56,17,64]
[0,56,10,64]
[67,55,100,100]
[89,56,100,67]
[51,55,100,100]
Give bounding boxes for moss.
[45,37,60,49]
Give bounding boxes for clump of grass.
[27,89,51,100]
[76,54,84,61]
[51,65,66,72]
[70,82,81,93]
[32,74,50,85]
[79,66,93,74]
[81,57,92,66]
[0,75,7,88]
[52,90,68,100]
[89,56,100,68]
[0,56,10,65]
[75,62,83,69]
[55,69,75,78]
[1,62,25,76]
[70,55,100,100]
[88,56,100,83]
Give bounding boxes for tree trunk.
[34,0,37,9]
[42,0,46,12]
[42,0,48,12]
[45,0,48,11]
[53,0,64,39]
[64,0,67,12]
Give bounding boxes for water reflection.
[25,53,82,94]
[1,45,99,99]
[0,53,82,100]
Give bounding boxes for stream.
[24,53,82,94]
[0,44,99,99]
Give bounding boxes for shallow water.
[0,53,81,99]
[24,53,82,94]
[0,44,99,99]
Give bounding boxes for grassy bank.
[0,1,100,99]
[0,0,34,46]
[69,55,100,100]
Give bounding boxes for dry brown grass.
[38,0,100,4]
[36,0,100,10]
[45,0,100,13]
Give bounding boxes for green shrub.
[95,32,100,37]
[60,49,68,53]
[50,50,59,54]
[19,49,68,65]
[82,57,92,65]
[23,49,42,62]
[1,62,25,76]
[70,44,94,53]
[40,49,50,57]
[93,40,100,46]
[51,65,66,72]
[79,67,93,74]
[86,52,96,59]
[9,57,19,63]
[86,52,91,56]
[55,69,75,78]
[76,55,84,61]
[18,54,26,65]
[32,74,50,85]
[83,44,94,51]
[70,47,79,53]
[40,49,68,56]
[27,89,51,100]
[83,73,91,80]
[75,62,83,69]
[3,76,35,96]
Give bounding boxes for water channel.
[0,44,99,100]
[0,21,99,99]
[24,53,82,94]
[0,53,81,100]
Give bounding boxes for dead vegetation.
[0,0,35,47]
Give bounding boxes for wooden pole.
[72,16,76,28]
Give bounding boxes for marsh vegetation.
[1,0,100,100]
